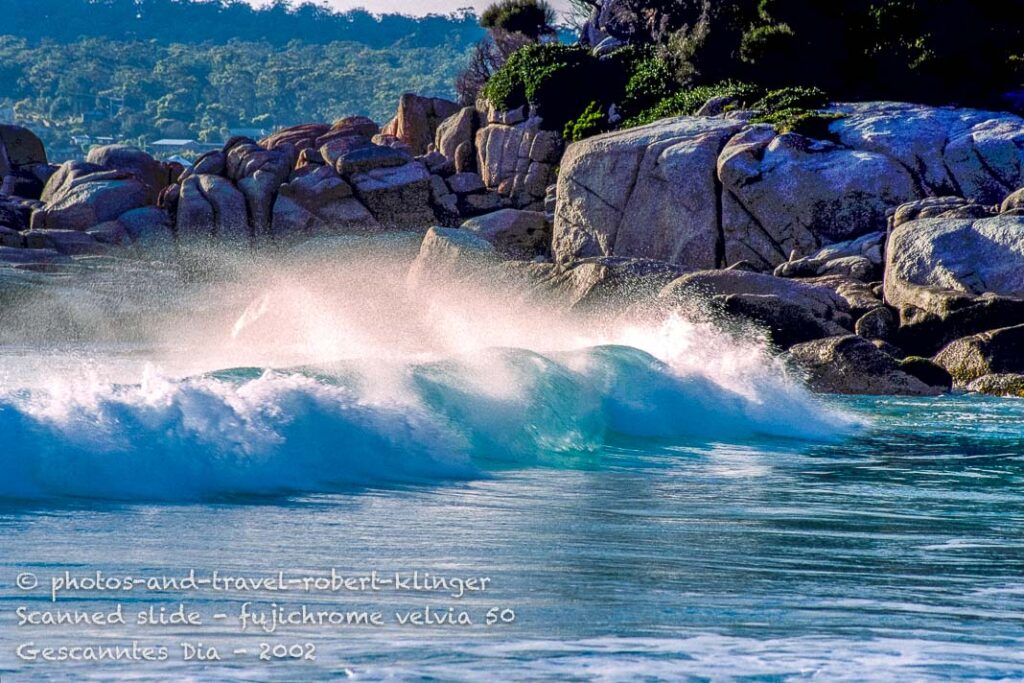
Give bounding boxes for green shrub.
[752,109,845,137]
[623,81,763,128]
[563,101,607,143]
[480,0,556,40]
[748,87,842,137]
[740,0,1024,109]
[623,81,844,139]
[750,86,830,115]
[481,43,611,131]
[621,52,678,119]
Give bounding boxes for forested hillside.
[0,0,483,156]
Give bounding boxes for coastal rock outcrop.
[272,165,378,237]
[475,116,561,210]
[784,335,941,396]
[832,102,1024,203]
[380,93,460,156]
[86,145,176,204]
[774,231,885,280]
[407,226,501,290]
[461,209,550,260]
[718,127,916,269]
[350,160,434,228]
[0,124,47,177]
[34,161,150,232]
[933,324,1024,385]
[884,212,1024,353]
[555,117,745,270]
[966,373,1024,397]
[435,107,480,172]
[1,125,52,200]
[512,257,686,311]
[176,173,249,240]
[660,269,850,325]
[163,116,437,240]
[553,102,1024,271]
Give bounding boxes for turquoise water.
[1,366,1022,681]
[0,249,1022,680]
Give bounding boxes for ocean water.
[0,240,1021,681]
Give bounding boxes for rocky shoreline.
[4,94,1024,398]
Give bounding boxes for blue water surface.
[1,384,1022,681]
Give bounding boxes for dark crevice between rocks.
[939,134,966,198]
[190,178,221,239]
[725,189,786,269]
[972,147,1014,196]
[713,165,726,269]
[608,152,644,256]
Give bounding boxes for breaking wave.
[0,238,859,501]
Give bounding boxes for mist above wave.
[0,236,858,501]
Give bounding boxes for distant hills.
[0,0,485,158]
[0,0,484,49]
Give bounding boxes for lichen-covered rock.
[553,103,1024,274]
[719,127,917,269]
[933,324,1024,385]
[966,373,1024,397]
[785,335,941,396]
[460,209,550,260]
[888,196,994,229]
[884,213,1024,354]
[898,356,953,392]
[883,214,1024,303]
[832,102,1024,204]
[884,213,1024,351]
[854,306,896,340]
[554,117,744,269]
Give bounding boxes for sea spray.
[0,237,859,501]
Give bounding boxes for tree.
[480,0,557,41]
[455,29,533,104]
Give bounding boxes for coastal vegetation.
[474,0,1023,141]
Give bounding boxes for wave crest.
[0,343,855,502]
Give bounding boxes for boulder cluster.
[6,96,1024,398]
[543,100,1024,397]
